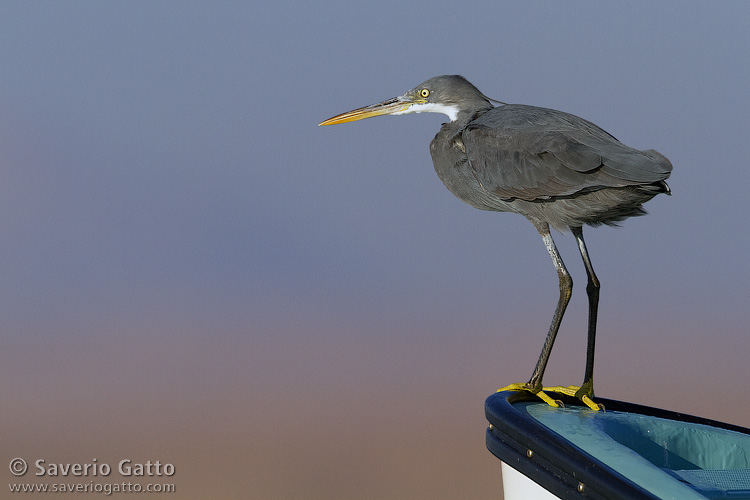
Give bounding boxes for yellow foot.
[542,385,603,411]
[497,383,562,408]
[497,383,603,411]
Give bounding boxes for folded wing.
[464,105,672,201]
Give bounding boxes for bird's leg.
[529,224,573,389]
[571,226,600,408]
[498,223,572,407]
[497,224,602,410]
[540,228,602,410]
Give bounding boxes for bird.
[319,75,671,410]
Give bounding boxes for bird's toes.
[497,383,561,408]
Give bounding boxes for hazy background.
[2,2,748,499]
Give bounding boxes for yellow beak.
[319,97,413,126]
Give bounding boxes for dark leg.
[570,226,600,400]
[527,223,573,390]
[498,223,600,410]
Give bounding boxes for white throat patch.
[393,102,460,122]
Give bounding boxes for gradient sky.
[2,2,749,499]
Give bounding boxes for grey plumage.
[320,75,672,408]
[426,77,671,231]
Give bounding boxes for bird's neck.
[453,105,493,128]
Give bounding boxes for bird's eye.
[420,88,430,98]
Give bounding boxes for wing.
[463,105,673,201]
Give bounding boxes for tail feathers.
[639,179,671,196]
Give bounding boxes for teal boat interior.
[486,392,750,500]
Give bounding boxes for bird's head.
[319,75,498,126]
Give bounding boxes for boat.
[485,391,750,500]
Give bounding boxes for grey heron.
[319,75,672,410]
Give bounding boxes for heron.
[319,75,671,410]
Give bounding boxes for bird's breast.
[430,127,513,213]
